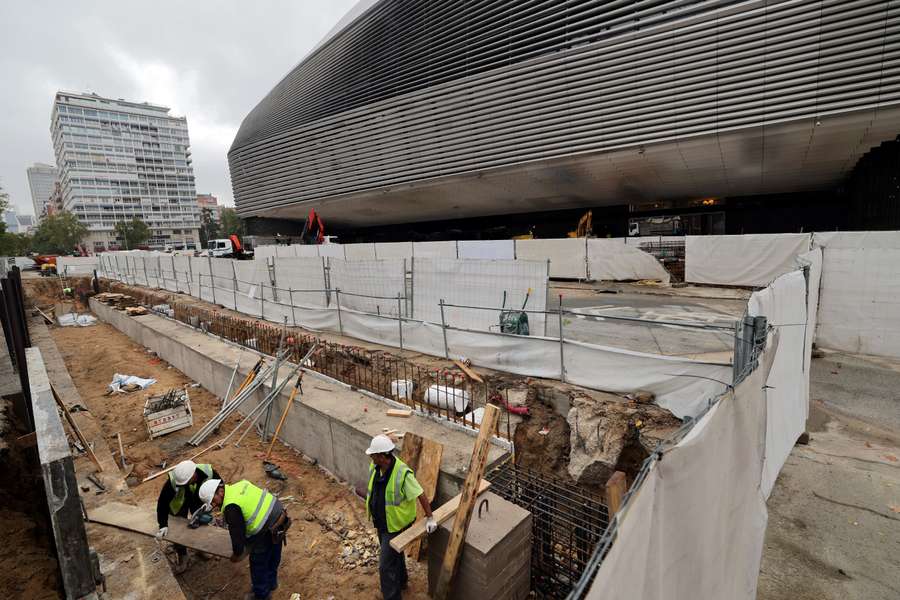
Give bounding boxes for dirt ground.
[50,320,429,600]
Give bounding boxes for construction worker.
[365,434,437,600]
[198,478,290,600]
[155,460,220,572]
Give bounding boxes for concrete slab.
[90,298,508,502]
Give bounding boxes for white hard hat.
[366,434,395,455]
[172,460,197,486]
[198,478,221,505]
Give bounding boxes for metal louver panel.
[229,0,900,226]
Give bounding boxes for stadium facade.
[229,0,900,229]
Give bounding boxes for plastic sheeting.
[457,239,515,260]
[587,355,771,600]
[329,258,406,316]
[412,241,457,258]
[374,241,413,259]
[344,243,377,260]
[685,234,811,286]
[272,257,328,307]
[812,231,900,358]
[412,258,548,334]
[57,256,100,275]
[515,238,587,279]
[587,239,670,282]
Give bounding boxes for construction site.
[2,229,898,600]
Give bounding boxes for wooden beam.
[390,479,490,553]
[142,437,223,483]
[88,502,232,557]
[116,432,126,469]
[605,471,627,517]
[453,359,484,384]
[386,408,412,418]
[406,435,443,561]
[265,374,303,461]
[433,403,501,600]
[50,384,103,472]
[15,431,37,448]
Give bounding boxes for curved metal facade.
[229,0,900,226]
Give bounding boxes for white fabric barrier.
[344,243,377,260]
[515,238,587,279]
[58,256,100,275]
[812,231,900,358]
[625,235,685,247]
[317,244,345,259]
[685,233,811,286]
[412,241,457,258]
[587,239,670,283]
[272,257,328,308]
[588,356,771,600]
[254,245,277,259]
[374,241,413,259]
[413,258,548,334]
[329,259,406,317]
[458,239,515,260]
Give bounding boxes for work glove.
[156,526,168,540]
[425,517,437,534]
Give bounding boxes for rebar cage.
[486,459,610,599]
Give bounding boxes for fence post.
[187,257,194,296]
[208,256,217,304]
[439,299,450,359]
[397,293,404,353]
[170,256,177,291]
[142,257,149,286]
[322,257,330,307]
[408,257,415,319]
[289,288,297,327]
[544,259,551,337]
[260,282,265,320]
[231,260,238,309]
[335,289,343,335]
[558,294,566,383]
[268,257,278,302]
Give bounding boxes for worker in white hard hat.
[198,478,290,600]
[365,434,437,600]
[155,460,220,572]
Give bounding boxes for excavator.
[568,210,593,238]
[298,208,326,244]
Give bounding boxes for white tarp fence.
[58,256,101,275]
[812,231,900,358]
[98,251,729,413]
[412,258,549,335]
[459,239,515,260]
[587,264,818,599]
[587,239,671,283]
[515,238,587,279]
[685,233,811,286]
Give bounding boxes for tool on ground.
[188,507,213,529]
[51,383,103,472]
[263,461,288,481]
[498,289,531,335]
[144,387,192,439]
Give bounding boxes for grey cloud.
[0,0,358,214]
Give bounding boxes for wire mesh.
[487,458,610,600]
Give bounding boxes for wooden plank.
[408,436,443,561]
[605,471,627,517]
[15,431,37,448]
[141,437,223,482]
[265,374,302,460]
[116,432,126,469]
[390,479,490,553]
[433,403,501,600]
[386,408,412,418]
[453,359,484,384]
[50,383,103,472]
[87,502,232,557]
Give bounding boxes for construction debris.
[93,292,140,310]
[143,388,192,439]
[107,373,156,394]
[386,408,413,418]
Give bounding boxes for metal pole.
[231,260,238,309]
[289,288,297,327]
[397,293,404,353]
[558,294,566,383]
[142,257,149,286]
[260,282,265,319]
[208,255,217,304]
[408,257,414,319]
[187,257,194,296]
[335,288,343,335]
[439,299,450,359]
[171,256,177,291]
[544,259,551,337]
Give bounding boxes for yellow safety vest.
[222,480,276,537]
[168,463,213,515]
[366,458,417,533]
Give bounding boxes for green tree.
[0,232,34,256]
[199,207,219,246]
[219,208,245,237]
[31,211,88,254]
[114,217,151,250]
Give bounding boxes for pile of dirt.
[0,400,62,599]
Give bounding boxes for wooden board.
[389,479,490,553]
[434,404,501,600]
[407,435,443,561]
[453,359,484,384]
[87,502,233,558]
[386,408,412,418]
[605,471,627,517]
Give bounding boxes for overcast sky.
[0,1,358,215]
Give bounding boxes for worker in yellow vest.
[155,460,220,572]
[199,478,290,600]
[365,434,437,600]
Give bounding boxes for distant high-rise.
[196,193,222,222]
[26,162,58,220]
[51,91,200,251]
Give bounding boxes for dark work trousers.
[248,531,283,599]
[378,529,407,600]
[171,504,190,557]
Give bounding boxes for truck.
[205,235,254,259]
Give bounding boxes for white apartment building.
[26,162,58,220]
[51,91,200,252]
